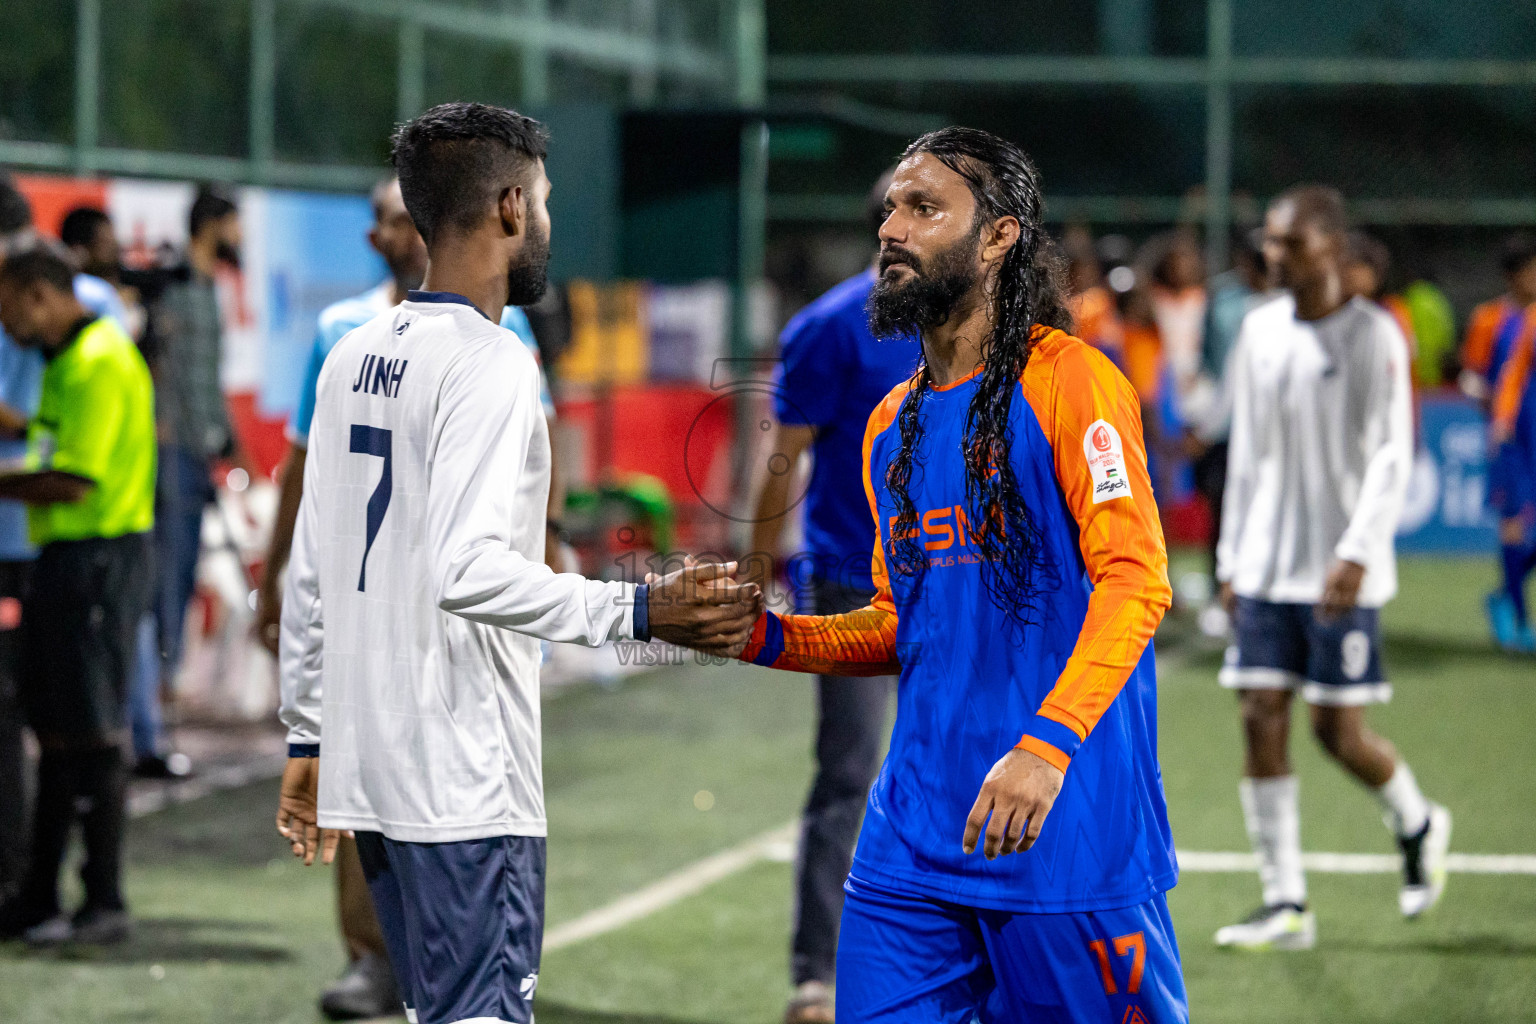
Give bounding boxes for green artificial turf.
[3,555,1532,1023]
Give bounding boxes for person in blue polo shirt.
[747,170,921,1024]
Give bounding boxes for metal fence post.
[73,0,101,175]
[522,0,550,107]
[1204,0,1234,276]
[397,16,425,122]
[249,0,276,183]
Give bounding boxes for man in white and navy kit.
[1213,185,1451,952]
[256,175,564,1020]
[275,103,761,1024]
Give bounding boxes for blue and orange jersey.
[1463,295,1520,379]
[1482,306,1536,519]
[740,328,1176,912]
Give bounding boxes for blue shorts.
[837,876,1187,1024]
[1219,597,1391,706]
[355,831,545,1024]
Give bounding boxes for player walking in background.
[275,103,761,1024]
[1463,234,1536,651]
[737,127,1185,1023]
[1459,233,1536,402]
[1485,309,1536,653]
[746,168,919,1024]
[1214,186,1451,951]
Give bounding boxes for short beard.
[867,228,981,340]
[506,221,550,307]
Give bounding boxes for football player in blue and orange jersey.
[732,128,1184,1023]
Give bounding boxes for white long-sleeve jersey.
[279,293,638,842]
[1216,294,1414,609]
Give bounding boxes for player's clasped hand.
[275,756,341,866]
[644,557,764,657]
[962,747,1065,860]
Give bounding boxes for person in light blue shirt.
[253,177,555,1022]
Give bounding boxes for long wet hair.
[882,127,1074,628]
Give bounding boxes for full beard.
[867,229,981,340]
[506,223,550,307]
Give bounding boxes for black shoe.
[70,905,132,945]
[319,953,401,1020]
[0,898,55,940]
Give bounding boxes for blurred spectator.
[1187,229,1269,632]
[0,242,156,945]
[61,206,146,341]
[1460,233,1536,402]
[1148,230,1209,426]
[1344,231,1455,388]
[1344,231,1417,359]
[131,184,243,778]
[59,207,118,281]
[0,177,151,901]
[1118,282,1179,500]
[1401,280,1455,389]
[1064,225,1125,364]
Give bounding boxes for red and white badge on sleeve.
[1083,419,1133,504]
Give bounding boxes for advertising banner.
[1396,395,1500,554]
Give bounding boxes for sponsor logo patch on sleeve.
[1083,419,1133,504]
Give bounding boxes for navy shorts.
[836,875,1188,1024]
[355,831,546,1024]
[1219,597,1391,706]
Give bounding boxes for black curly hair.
[876,127,1074,628]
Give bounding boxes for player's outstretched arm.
[736,388,905,674]
[428,345,648,645]
[733,530,900,674]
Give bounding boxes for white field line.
[543,827,1536,954]
[543,821,798,952]
[1179,850,1536,875]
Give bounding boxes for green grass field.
[3,555,1534,1023]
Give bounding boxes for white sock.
[1376,760,1431,837]
[1240,776,1306,908]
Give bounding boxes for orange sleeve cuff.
[1015,734,1072,774]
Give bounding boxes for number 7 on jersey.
[349,424,393,591]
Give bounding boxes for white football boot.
[1397,803,1452,918]
[1214,903,1316,951]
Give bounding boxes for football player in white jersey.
[1213,185,1450,951]
[274,102,760,1024]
